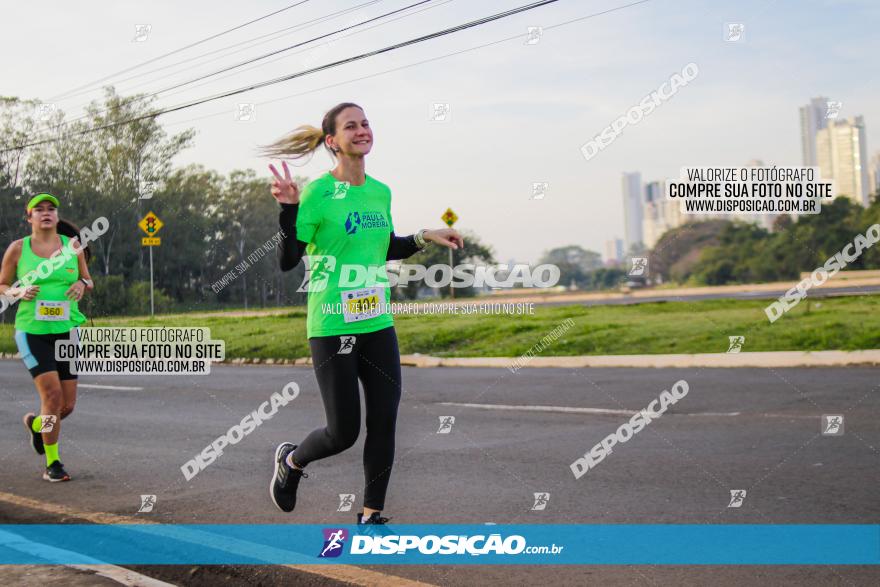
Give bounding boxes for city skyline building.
[816,115,870,206]
[622,172,643,250]
[800,96,830,167]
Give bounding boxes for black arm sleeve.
[387,232,422,261]
[279,202,419,267]
[278,203,309,272]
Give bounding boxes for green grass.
[1,296,878,359]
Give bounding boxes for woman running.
[0,193,93,482]
[264,102,463,524]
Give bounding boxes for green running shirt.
[297,172,395,338]
[15,235,87,335]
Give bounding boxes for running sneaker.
[357,512,391,524]
[43,461,70,482]
[23,413,45,455]
[270,442,307,512]
[355,511,394,537]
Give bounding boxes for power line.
[154,0,652,135]
[52,0,386,106]
[6,0,654,153]
[155,0,564,115]
[141,1,436,99]
[155,0,453,103]
[43,0,433,133]
[10,0,562,151]
[48,0,312,102]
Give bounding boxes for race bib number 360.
[36,300,70,321]
[341,287,386,323]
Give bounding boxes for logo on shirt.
[332,181,350,199]
[345,211,388,235]
[345,212,361,234]
[323,181,350,199]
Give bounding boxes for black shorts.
[14,329,80,380]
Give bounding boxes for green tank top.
[15,235,87,334]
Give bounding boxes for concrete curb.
[398,350,880,369]
[0,352,314,367]
[2,350,878,368]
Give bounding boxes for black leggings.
[291,326,402,511]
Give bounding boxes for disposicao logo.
[319,528,348,558]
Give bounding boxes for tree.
[148,165,224,305]
[650,219,731,283]
[24,87,194,277]
[538,245,601,288]
[390,230,495,300]
[585,267,627,290]
[688,198,879,285]
[211,169,311,309]
[0,97,39,241]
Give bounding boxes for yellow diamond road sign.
[138,212,163,236]
[441,208,458,227]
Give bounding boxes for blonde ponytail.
[260,102,362,161]
[259,124,325,160]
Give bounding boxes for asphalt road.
[0,360,878,586]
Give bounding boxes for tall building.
[869,152,880,200]
[622,172,643,251]
[742,158,776,230]
[800,97,829,167]
[603,238,624,265]
[641,201,662,249]
[642,180,683,248]
[816,115,870,206]
[644,180,664,205]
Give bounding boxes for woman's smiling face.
[329,106,372,157]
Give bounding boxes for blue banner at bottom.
[0,524,877,565]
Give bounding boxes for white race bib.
[35,300,70,321]
[341,287,386,323]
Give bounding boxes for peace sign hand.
[268,161,300,205]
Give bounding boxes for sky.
[3,0,879,264]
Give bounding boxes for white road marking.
[0,491,436,587]
[438,401,740,417]
[0,529,175,586]
[77,384,143,391]
[71,566,177,587]
[439,402,820,419]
